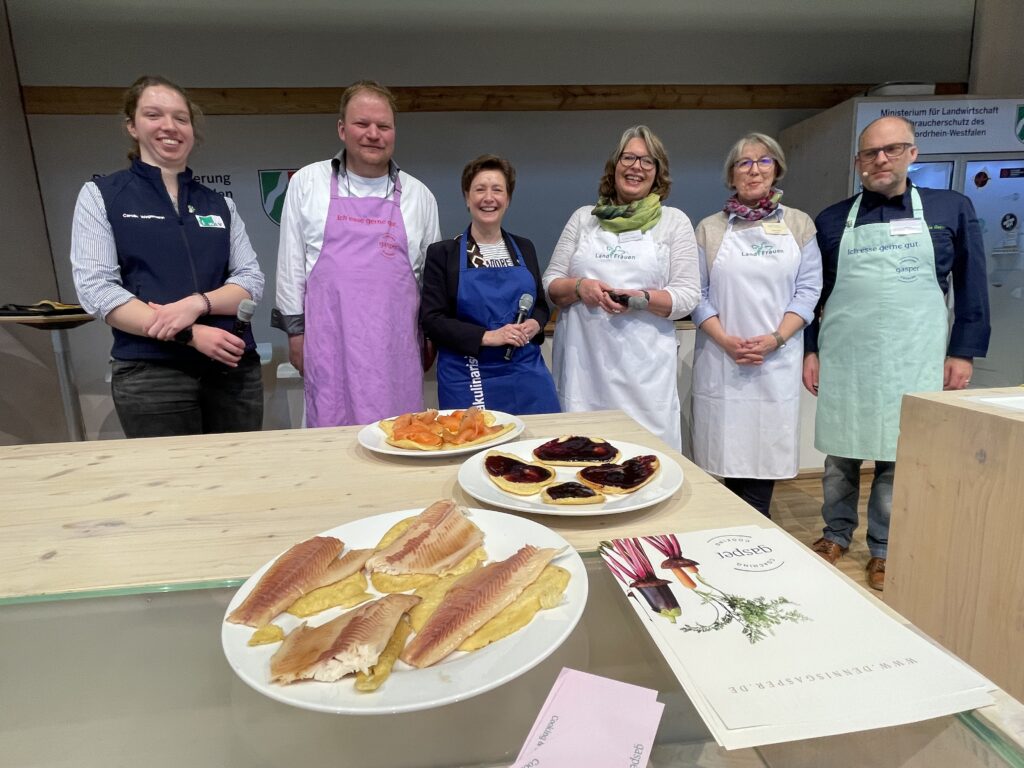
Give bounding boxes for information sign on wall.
[855,98,1024,154]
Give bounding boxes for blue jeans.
[820,455,894,559]
[111,352,263,438]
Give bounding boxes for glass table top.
[1,555,1021,768]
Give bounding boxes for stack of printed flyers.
[510,667,664,767]
[600,525,994,750]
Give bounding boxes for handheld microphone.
[232,299,257,338]
[503,293,534,361]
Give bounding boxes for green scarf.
[591,193,662,234]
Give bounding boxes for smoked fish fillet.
[365,500,484,576]
[270,593,421,684]
[400,545,559,668]
[227,538,372,628]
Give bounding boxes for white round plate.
[458,438,683,517]
[356,410,526,457]
[221,507,587,714]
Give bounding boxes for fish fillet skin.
[270,593,421,684]
[365,500,484,576]
[400,545,560,668]
[227,537,361,628]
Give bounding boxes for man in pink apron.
[272,81,441,426]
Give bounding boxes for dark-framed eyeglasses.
[855,142,914,162]
[618,153,656,171]
[733,156,775,172]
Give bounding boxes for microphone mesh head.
[237,299,257,322]
[518,293,534,312]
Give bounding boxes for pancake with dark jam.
[577,455,660,494]
[484,451,556,496]
[531,436,621,466]
[540,481,606,506]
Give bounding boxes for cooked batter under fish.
[365,500,484,576]
[227,538,371,628]
[400,545,560,668]
[270,593,421,684]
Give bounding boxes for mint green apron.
[815,188,947,461]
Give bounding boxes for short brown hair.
[597,125,672,202]
[339,80,397,121]
[461,154,516,197]
[122,75,203,161]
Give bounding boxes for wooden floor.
[769,473,880,595]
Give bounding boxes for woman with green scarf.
[543,125,699,450]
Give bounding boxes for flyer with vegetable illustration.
[600,526,993,750]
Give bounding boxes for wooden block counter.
[889,387,1024,701]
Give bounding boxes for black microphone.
[232,299,256,338]
[503,293,534,361]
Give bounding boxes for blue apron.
[436,228,561,415]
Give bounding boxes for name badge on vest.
[618,230,643,243]
[762,221,789,235]
[196,214,226,229]
[889,218,922,236]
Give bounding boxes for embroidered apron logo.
[744,241,784,258]
[896,255,921,282]
[599,244,632,261]
[378,232,399,258]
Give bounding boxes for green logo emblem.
[259,169,297,226]
[1016,105,1024,145]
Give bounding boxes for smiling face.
[465,170,509,234]
[126,85,195,172]
[857,117,917,198]
[614,137,656,204]
[338,92,396,178]
[730,142,776,205]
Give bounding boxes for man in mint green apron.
[802,116,989,591]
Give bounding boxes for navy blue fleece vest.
[95,159,253,362]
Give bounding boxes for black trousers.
[722,477,776,518]
[111,351,263,438]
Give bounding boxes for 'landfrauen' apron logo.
[745,241,784,258]
[896,255,922,282]
[598,244,633,261]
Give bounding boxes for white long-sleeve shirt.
[273,155,440,332]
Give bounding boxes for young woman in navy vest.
[70,75,265,437]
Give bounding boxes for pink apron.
[304,171,423,426]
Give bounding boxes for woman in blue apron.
[420,155,560,415]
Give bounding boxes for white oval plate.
[356,410,526,457]
[458,438,683,517]
[221,507,587,714]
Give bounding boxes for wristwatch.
[627,290,651,311]
[174,326,194,345]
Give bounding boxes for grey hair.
[723,133,787,189]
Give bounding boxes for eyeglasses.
[619,153,656,170]
[733,156,775,172]
[855,143,914,162]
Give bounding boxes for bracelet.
[574,277,584,301]
[772,331,786,349]
[193,292,212,316]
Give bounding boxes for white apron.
[692,214,803,478]
[552,222,681,449]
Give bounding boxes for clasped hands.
[482,319,541,348]
[576,278,643,315]
[143,294,244,367]
[721,333,781,365]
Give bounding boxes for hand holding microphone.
[232,299,257,338]
[503,293,534,361]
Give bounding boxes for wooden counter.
[889,386,1024,702]
[0,410,759,600]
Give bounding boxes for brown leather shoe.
[866,557,886,591]
[811,537,847,565]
